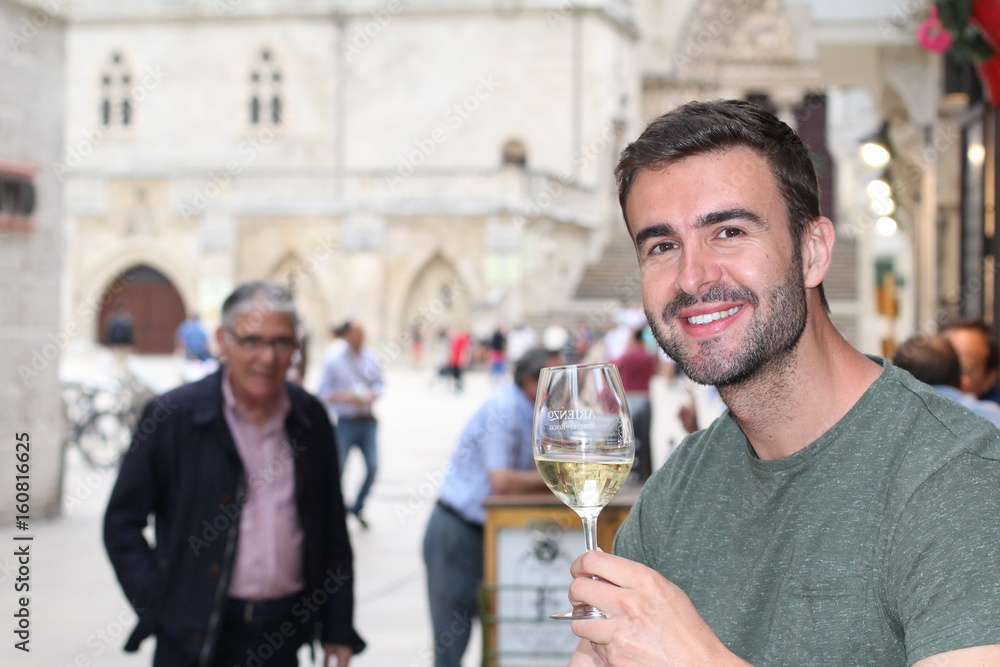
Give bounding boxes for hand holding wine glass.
[533,362,634,620]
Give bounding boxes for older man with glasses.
[104,281,365,667]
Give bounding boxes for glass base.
[549,604,607,621]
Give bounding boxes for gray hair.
[220,281,298,331]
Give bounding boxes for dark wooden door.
[97,265,187,354]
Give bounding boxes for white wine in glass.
[533,362,634,620]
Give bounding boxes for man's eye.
[717,227,744,239]
[649,241,677,254]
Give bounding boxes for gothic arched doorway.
[97,265,186,354]
[400,255,470,340]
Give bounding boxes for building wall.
[60,0,941,366]
[62,2,640,367]
[0,0,65,522]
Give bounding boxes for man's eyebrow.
[698,207,765,228]
[633,224,676,248]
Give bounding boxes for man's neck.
[719,326,881,461]
[227,379,283,429]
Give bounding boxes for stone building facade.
[62,0,641,368]
[58,0,947,369]
[0,0,65,522]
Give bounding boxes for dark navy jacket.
[104,368,365,664]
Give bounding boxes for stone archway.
[97,264,186,354]
[400,254,470,345]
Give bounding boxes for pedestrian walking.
[318,320,385,529]
[104,281,365,666]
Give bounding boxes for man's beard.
[645,258,808,387]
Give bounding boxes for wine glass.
[532,362,634,620]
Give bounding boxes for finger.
[569,548,614,578]
[590,640,610,664]
[569,574,623,620]
[572,550,656,593]
[570,616,615,645]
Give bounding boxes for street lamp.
[860,122,892,168]
[876,216,898,237]
[861,142,891,168]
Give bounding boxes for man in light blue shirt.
[893,334,1000,428]
[318,321,385,527]
[175,313,211,361]
[423,347,562,667]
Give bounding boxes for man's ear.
[987,368,999,392]
[215,326,228,360]
[802,216,835,289]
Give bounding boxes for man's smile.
[684,306,741,326]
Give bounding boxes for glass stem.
[581,512,599,552]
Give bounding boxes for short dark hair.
[941,318,1000,372]
[514,347,560,388]
[616,99,826,308]
[892,335,961,388]
[616,99,820,238]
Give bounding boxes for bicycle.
[61,373,154,469]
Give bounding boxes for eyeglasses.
[225,329,299,354]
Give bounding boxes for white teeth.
[687,306,739,325]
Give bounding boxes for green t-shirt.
[614,359,1000,665]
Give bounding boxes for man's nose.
[676,243,722,297]
[258,342,279,363]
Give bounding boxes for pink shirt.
[222,373,305,600]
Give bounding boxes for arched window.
[100,52,133,127]
[0,162,37,232]
[249,48,283,125]
[502,139,527,168]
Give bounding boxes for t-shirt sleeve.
[886,452,1000,663]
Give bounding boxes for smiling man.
[566,101,1000,666]
[105,281,364,667]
